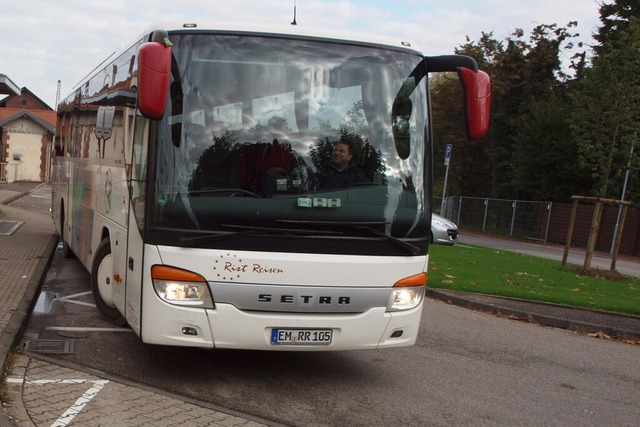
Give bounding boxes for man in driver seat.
[318,141,368,189]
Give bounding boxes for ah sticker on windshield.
[297,197,341,208]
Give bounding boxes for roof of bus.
[66,22,423,98]
[141,21,423,54]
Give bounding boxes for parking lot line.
[6,377,109,427]
[45,326,134,333]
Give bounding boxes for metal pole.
[611,205,629,271]
[440,161,450,214]
[510,201,517,236]
[482,199,489,231]
[440,144,452,214]
[544,202,552,244]
[610,141,634,254]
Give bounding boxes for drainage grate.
[0,220,23,235]
[22,339,75,354]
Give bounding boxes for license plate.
[271,328,332,345]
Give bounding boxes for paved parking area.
[6,354,266,426]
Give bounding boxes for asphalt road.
[25,247,640,426]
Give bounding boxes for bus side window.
[131,116,149,230]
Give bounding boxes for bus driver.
[318,141,368,189]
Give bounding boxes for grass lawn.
[428,243,640,316]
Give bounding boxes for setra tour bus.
[51,22,490,351]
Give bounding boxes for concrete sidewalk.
[0,182,58,405]
[0,182,638,426]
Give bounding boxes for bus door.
[123,114,150,335]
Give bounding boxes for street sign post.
[441,144,452,214]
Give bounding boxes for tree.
[593,0,638,52]
[512,93,591,200]
[569,13,640,202]
[432,23,582,200]
[489,24,579,199]
[433,2,640,206]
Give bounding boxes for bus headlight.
[151,265,214,308]
[387,273,427,312]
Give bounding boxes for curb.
[425,288,640,341]
[0,183,45,206]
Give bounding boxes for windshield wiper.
[357,225,422,255]
[177,223,420,254]
[278,220,422,255]
[178,230,246,246]
[221,224,341,236]
[178,224,340,246]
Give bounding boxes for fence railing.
[436,196,640,257]
[440,196,553,242]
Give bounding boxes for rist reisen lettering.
[223,262,284,274]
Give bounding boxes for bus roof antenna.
[291,0,297,25]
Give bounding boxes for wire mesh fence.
[434,196,640,256]
[439,196,553,242]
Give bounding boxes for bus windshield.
[145,33,429,255]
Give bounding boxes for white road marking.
[50,380,109,427]
[30,194,51,199]
[45,326,133,333]
[5,378,109,426]
[54,291,96,308]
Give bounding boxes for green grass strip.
[428,243,640,316]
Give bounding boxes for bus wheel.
[91,238,127,326]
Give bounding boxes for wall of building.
[2,91,49,110]
[2,117,49,182]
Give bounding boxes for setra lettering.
[258,294,272,302]
[257,294,351,305]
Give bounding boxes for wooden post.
[562,198,579,267]
[583,200,603,270]
[562,196,631,271]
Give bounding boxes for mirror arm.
[424,55,479,73]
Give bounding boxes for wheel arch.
[91,232,127,326]
[59,198,77,259]
[100,226,111,244]
[58,198,66,234]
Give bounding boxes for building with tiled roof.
[0,74,56,182]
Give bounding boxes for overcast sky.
[0,0,602,108]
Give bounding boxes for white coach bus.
[51,22,490,350]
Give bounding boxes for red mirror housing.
[458,67,491,140]
[138,42,171,120]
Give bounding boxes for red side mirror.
[458,67,491,140]
[138,42,171,120]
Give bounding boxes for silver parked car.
[431,213,458,245]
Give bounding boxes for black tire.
[91,238,127,326]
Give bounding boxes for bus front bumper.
[140,303,423,351]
